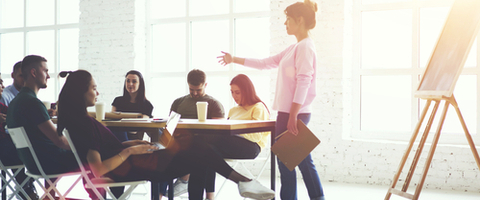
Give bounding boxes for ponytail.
[285,0,318,30]
[304,0,318,13]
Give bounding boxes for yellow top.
[228,102,270,149]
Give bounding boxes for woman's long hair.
[230,74,269,113]
[123,70,147,103]
[57,70,93,135]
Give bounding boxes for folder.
[271,120,320,171]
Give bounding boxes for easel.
[384,0,480,199]
[384,95,480,200]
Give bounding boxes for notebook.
[271,120,320,171]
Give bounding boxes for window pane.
[361,75,412,132]
[362,0,411,4]
[420,75,477,135]
[27,0,54,26]
[1,78,12,88]
[150,0,185,19]
[37,79,56,102]
[0,33,24,74]
[59,29,79,71]
[151,23,186,72]
[58,0,80,24]
[149,77,186,117]
[420,7,477,68]
[235,17,270,71]
[420,7,449,68]
[235,0,269,13]
[191,20,229,72]
[362,10,412,69]
[464,39,477,68]
[27,30,55,71]
[0,0,24,28]
[190,0,228,16]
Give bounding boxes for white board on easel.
[415,0,480,99]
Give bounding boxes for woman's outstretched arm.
[86,144,157,177]
[217,51,245,66]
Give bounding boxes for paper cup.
[42,101,51,109]
[95,102,105,120]
[196,101,208,122]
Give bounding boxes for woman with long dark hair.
[218,0,325,199]
[111,70,154,141]
[56,70,274,200]
[112,70,153,117]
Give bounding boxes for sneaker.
[165,179,188,197]
[238,180,275,200]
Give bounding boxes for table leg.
[270,126,276,200]
[151,181,159,200]
[168,179,174,200]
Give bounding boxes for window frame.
[351,0,480,144]
[145,0,272,117]
[0,0,79,102]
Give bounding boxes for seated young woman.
[198,74,271,200]
[56,70,275,200]
[111,70,153,141]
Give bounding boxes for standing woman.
[111,70,154,141]
[217,1,325,199]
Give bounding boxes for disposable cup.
[95,102,105,120]
[196,101,208,122]
[42,101,51,109]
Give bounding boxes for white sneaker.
[238,180,275,200]
[165,179,188,197]
[172,179,188,197]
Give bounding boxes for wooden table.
[94,119,277,200]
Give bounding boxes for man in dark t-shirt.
[164,69,225,198]
[7,55,77,175]
[170,69,225,119]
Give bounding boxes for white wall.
[79,0,146,111]
[77,0,480,193]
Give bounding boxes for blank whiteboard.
[415,0,480,98]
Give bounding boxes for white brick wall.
[77,0,480,194]
[79,0,145,110]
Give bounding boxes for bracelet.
[118,153,124,162]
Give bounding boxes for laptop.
[152,111,181,150]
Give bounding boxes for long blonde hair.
[284,0,318,30]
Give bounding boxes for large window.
[352,0,478,144]
[147,0,272,117]
[0,0,79,102]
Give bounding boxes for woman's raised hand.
[217,51,233,66]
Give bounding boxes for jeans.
[276,112,324,200]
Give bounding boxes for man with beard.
[163,69,225,199]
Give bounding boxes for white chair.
[215,147,271,199]
[63,129,147,200]
[0,160,31,200]
[8,126,83,200]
